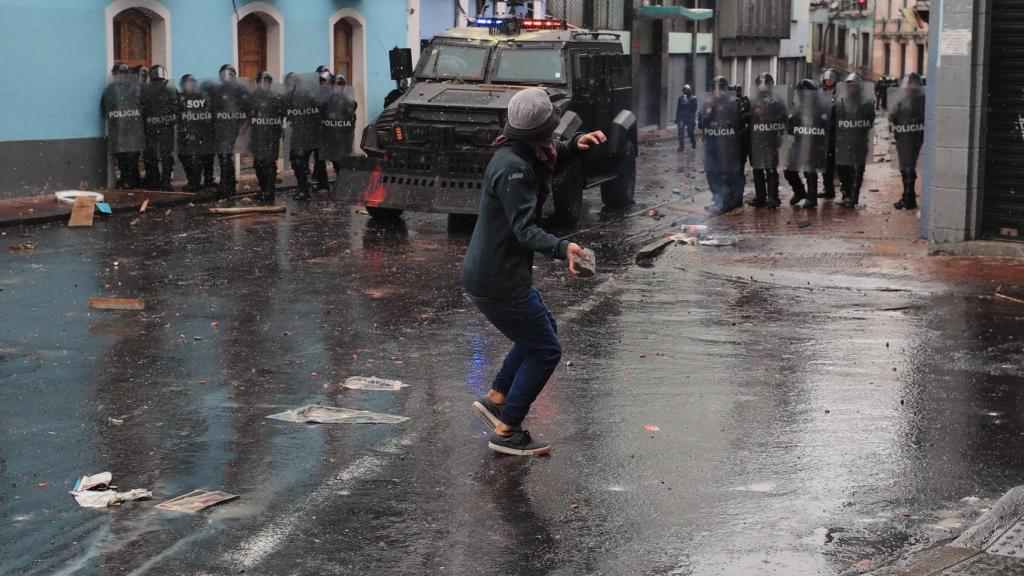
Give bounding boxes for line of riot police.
[697,69,924,214]
[100,63,358,204]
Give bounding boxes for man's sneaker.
[472,397,502,431]
[488,429,551,457]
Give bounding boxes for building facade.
[714,0,794,94]
[871,0,928,80]
[0,0,416,199]
[811,1,875,78]
[921,0,1024,252]
[778,0,813,86]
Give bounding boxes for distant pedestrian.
[463,87,602,457]
[675,84,697,152]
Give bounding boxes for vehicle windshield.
[417,44,489,81]
[492,48,565,84]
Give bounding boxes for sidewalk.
[0,170,301,229]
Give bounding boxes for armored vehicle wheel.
[601,146,637,209]
[366,206,405,219]
[553,156,585,225]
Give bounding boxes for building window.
[884,43,891,75]
[900,42,907,77]
[862,32,870,67]
[113,8,152,68]
[916,43,925,75]
[837,26,847,59]
[334,19,353,80]
[816,24,824,52]
[238,14,268,80]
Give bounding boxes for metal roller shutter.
[982,0,1024,241]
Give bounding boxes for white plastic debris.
[69,471,151,508]
[698,236,738,247]
[268,404,409,424]
[342,376,408,391]
[54,191,105,205]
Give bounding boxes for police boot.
[894,171,918,210]
[748,170,768,207]
[313,158,330,190]
[785,171,806,206]
[851,167,865,206]
[766,170,781,209]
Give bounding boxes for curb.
[867,485,1024,576]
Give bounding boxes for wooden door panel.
[238,14,267,80]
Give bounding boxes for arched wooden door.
[238,14,268,80]
[334,19,353,81]
[113,8,152,69]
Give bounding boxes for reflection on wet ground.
[2,150,1023,575]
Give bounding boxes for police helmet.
[319,70,333,85]
[256,70,273,85]
[315,65,330,74]
[284,72,299,88]
[844,73,864,90]
[902,72,923,89]
[331,73,346,87]
[712,76,730,90]
[682,84,693,95]
[135,66,149,83]
[180,74,198,90]
[150,65,168,81]
[219,64,237,81]
[112,63,130,76]
[821,68,840,85]
[796,79,818,91]
[755,73,775,89]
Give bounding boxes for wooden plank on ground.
[635,236,674,260]
[89,297,145,311]
[68,196,96,228]
[208,205,287,215]
[139,198,150,213]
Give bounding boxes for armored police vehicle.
[337,17,637,225]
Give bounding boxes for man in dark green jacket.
[463,87,604,457]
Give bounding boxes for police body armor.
[248,89,285,161]
[102,79,144,153]
[834,85,876,167]
[889,89,925,171]
[286,84,322,153]
[749,88,789,170]
[698,93,742,174]
[786,90,832,173]
[321,91,357,160]
[212,80,250,155]
[178,85,215,157]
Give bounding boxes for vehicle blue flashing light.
[472,18,505,26]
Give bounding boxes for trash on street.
[342,376,408,391]
[70,472,152,508]
[89,297,145,311]
[268,405,409,424]
[155,489,238,514]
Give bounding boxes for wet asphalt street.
[3,142,1024,576]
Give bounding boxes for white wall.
[779,0,810,60]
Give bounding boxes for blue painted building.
[0,0,415,198]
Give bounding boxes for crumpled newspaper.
[342,376,407,391]
[69,471,152,508]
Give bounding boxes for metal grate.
[986,521,1024,558]
[545,0,624,29]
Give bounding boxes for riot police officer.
[747,73,788,209]
[249,71,285,204]
[819,68,840,200]
[311,68,333,190]
[698,76,745,215]
[141,64,178,190]
[734,84,752,171]
[835,73,876,208]
[101,63,144,189]
[177,74,215,192]
[784,79,830,209]
[675,84,697,152]
[285,72,322,200]
[890,73,926,210]
[211,64,250,198]
[321,74,358,173]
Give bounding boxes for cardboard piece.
[68,196,96,228]
[635,237,674,260]
[155,489,238,514]
[89,297,145,311]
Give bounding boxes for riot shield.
[834,81,876,167]
[321,84,358,161]
[284,73,323,154]
[211,76,252,155]
[784,89,831,173]
[177,77,217,157]
[748,86,790,170]
[698,92,743,173]
[245,83,286,161]
[101,75,145,154]
[887,83,926,171]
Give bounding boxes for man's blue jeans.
[469,287,562,428]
